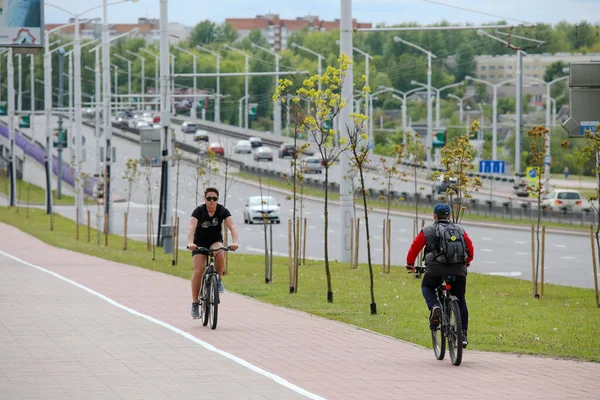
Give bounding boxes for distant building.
[226,14,372,51]
[44,18,191,44]
[475,53,600,83]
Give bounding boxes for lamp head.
[410,80,417,85]
[291,42,298,48]
[251,43,257,48]
[393,36,402,43]
[476,29,485,36]
[465,75,473,80]
[335,40,340,45]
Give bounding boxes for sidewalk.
[1,222,599,399]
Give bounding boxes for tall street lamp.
[238,95,249,128]
[381,85,424,142]
[196,45,222,124]
[4,49,15,206]
[224,44,250,129]
[394,36,437,170]
[251,42,282,136]
[465,75,516,160]
[140,47,159,109]
[411,80,464,129]
[291,42,324,92]
[125,49,146,110]
[173,45,198,120]
[113,53,132,105]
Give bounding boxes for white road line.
[481,237,491,241]
[308,225,316,229]
[0,249,325,400]
[481,249,494,252]
[515,252,528,256]
[397,238,407,242]
[553,245,567,248]
[485,271,522,277]
[399,229,407,232]
[560,256,576,260]
[515,241,527,244]
[483,260,497,264]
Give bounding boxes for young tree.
[122,158,141,245]
[274,54,351,302]
[526,126,551,297]
[404,132,427,228]
[431,122,483,224]
[346,111,377,314]
[377,145,407,221]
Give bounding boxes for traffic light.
[0,104,6,116]
[248,103,258,120]
[18,114,30,128]
[432,130,447,148]
[52,129,68,148]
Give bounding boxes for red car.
[208,142,224,156]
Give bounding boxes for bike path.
[0,222,598,399]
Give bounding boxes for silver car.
[302,157,324,174]
[243,196,281,224]
[234,140,252,153]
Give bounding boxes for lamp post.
[125,49,146,110]
[224,44,250,129]
[140,48,159,110]
[410,80,464,129]
[196,45,222,123]
[251,42,282,136]
[465,75,516,161]
[5,49,15,206]
[113,53,132,105]
[544,75,569,190]
[394,36,437,170]
[238,95,249,128]
[28,54,35,141]
[291,42,324,92]
[16,54,22,113]
[384,86,424,143]
[111,63,119,111]
[339,0,354,265]
[173,45,198,119]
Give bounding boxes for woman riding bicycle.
[187,187,239,319]
[406,203,474,348]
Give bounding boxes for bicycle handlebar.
[186,246,235,254]
[408,266,426,274]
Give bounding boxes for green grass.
[551,173,597,183]
[239,171,591,232]
[1,206,599,362]
[0,174,94,205]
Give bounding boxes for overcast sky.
[44,0,600,27]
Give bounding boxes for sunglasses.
[205,196,218,202]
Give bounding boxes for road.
[12,115,598,290]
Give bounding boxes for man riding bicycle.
[406,203,474,348]
[187,187,239,319]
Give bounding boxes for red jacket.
[406,230,474,265]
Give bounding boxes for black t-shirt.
[191,204,231,246]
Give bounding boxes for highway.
[13,115,598,290]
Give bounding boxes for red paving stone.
[1,222,599,399]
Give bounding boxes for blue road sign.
[479,160,506,174]
[580,121,599,136]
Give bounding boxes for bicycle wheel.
[201,278,209,327]
[209,275,219,330]
[447,300,463,366]
[431,323,446,360]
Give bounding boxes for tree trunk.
[359,166,376,314]
[324,168,333,303]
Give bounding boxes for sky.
[43,0,600,27]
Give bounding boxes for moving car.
[253,147,274,161]
[194,130,210,143]
[181,121,197,133]
[432,174,458,195]
[542,189,585,211]
[279,143,298,158]
[302,157,324,174]
[207,142,224,156]
[248,137,263,148]
[234,140,252,154]
[243,196,281,224]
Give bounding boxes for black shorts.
[191,240,224,257]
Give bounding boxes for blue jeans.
[421,273,469,333]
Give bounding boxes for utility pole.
[57,48,66,199]
[102,0,114,234]
[7,49,16,207]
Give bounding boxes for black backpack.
[433,222,467,264]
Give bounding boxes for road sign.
[579,121,599,136]
[18,114,30,128]
[478,160,506,174]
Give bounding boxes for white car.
[234,140,252,154]
[542,189,585,211]
[243,196,281,224]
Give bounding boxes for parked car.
[194,130,210,143]
[243,195,281,224]
[279,143,299,158]
[207,142,224,156]
[432,174,457,195]
[302,157,324,174]
[542,189,585,211]
[253,147,274,161]
[181,121,197,133]
[248,137,263,148]
[234,140,252,154]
